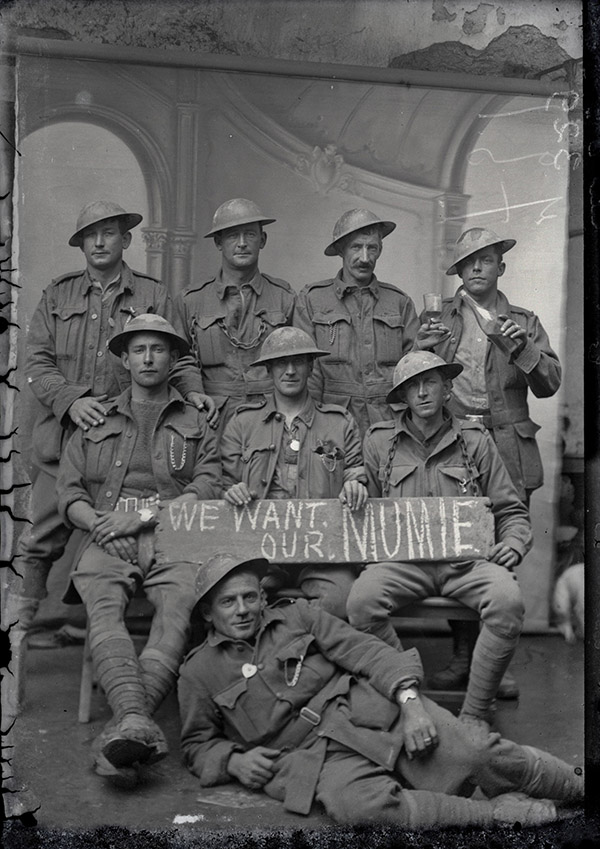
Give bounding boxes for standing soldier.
[172,198,296,435]
[295,208,420,437]
[416,227,561,698]
[8,201,206,649]
[221,326,368,617]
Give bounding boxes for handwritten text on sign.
[154,498,494,566]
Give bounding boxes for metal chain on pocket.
[328,320,337,345]
[381,431,400,497]
[189,315,200,363]
[218,317,268,350]
[457,431,482,496]
[169,434,188,471]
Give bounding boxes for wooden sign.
[154,497,494,567]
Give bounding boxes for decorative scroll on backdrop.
[154,497,495,567]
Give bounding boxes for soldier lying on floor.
[178,553,583,829]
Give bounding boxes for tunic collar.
[334,269,380,300]
[82,261,135,296]
[262,393,317,427]
[216,268,264,300]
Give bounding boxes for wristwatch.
[398,687,418,705]
[137,508,155,524]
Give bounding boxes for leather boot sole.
[103,736,153,769]
[94,751,139,789]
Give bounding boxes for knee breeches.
[347,560,524,639]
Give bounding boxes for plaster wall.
[2,0,583,63]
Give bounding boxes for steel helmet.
[108,313,190,356]
[251,327,329,367]
[204,198,276,238]
[324,208,396,256]
[386,351,463,404]
[194,553,270,606]
[69,200,142,247]
[446,227,516,276]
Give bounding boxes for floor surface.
[2,629,591,848]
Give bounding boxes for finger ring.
[424,737,432,743]
[110,532,115,538]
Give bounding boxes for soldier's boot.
[520,746,584,804]
[491,793,557,825]
[428,620,477,689]
[101,714,168,770]
[140,655,178,763]
[92,637,168,774]
[384,789,556,829]
[459,625,519,726]
[92,723,139,790]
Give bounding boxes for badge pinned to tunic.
[289,439,300,452]
[242,663,257,679]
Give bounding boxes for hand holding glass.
[423,293,443,320]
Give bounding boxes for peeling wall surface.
[1,0,583,64]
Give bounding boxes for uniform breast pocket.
[241,442,274,485]
[271,634,334,699]
[213,679,260,741]
[261,310,288,332]
[164,424,205,480]
[373,313,405,364]
[51,305,88,364]
[313,439,346,494]
[438,465,480,495]
[83,426,122,485]
[513,420,543,486]
[311,313,351,362]
[192,314,228,366]
[380,463,417,495]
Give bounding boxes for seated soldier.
[221,326,368,617]
[346,351,531,729]
[57,314,221,786]
[178,553,582,828]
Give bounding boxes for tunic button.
[257,663,264,670]
[274,413,283,422]
[115,461,122,467]
[97,351,103,357]
[91,314,98,320]
[260,478,268,485]
[106,491,112,497]
[269,444,276,451]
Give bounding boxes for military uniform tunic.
[295,272,419,436]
